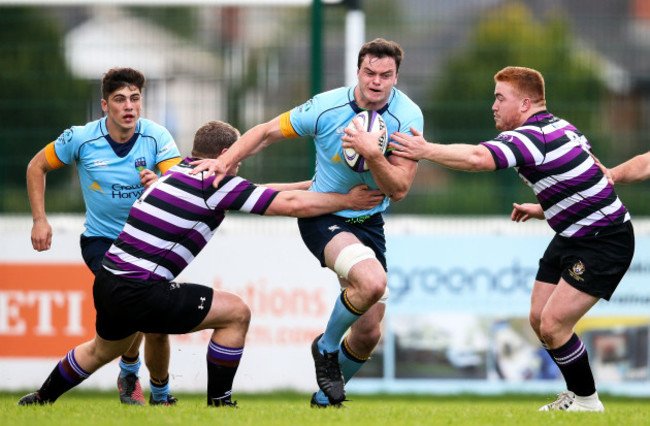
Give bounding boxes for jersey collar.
[348,86,391,114]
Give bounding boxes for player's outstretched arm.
[191,115,286,187]
[263,180,312,191]
[390,128,496,172]
[26,148,57,251]
[264,184,384,217]
[511,202,544,222]
[610,151,650,184]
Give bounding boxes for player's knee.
[538,316,562,347]
[333,244,376,280]
[364,279,388,304]
[528,311,541,334]
[232,300,252,330]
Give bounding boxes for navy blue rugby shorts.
[535,221,634,300]
[80,235,114,275]
[93,268,213,340]
[297,213,387,271]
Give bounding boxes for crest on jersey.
[569,260,585,282]
[57,128,74,145]
[134,157,146,172]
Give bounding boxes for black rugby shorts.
[536,221,634,300]
[93,268,213,340]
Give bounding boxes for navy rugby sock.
[38,349,90,403]
[206,340,243,405]
[547,333,596,397]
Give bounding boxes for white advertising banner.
[1,215,649,396]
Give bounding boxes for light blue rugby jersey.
[288,86,423,218]
[52,117,181,239]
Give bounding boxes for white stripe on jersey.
[531,157,594,194]
[560,198,625,237]
[504,130,546,164]
[107,243,174,279]
[541,137,586,165]
[135,200,214,238]
[486,140,518,166]
[122,222,196,264]
[240,186,270,212]
[206,176,246,208]
[154,177,210,208]
[543,175,609,224]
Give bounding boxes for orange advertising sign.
[0,263,95,358]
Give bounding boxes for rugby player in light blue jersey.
[191,38,423,407]
[390,66,634,412]
[26,67,182,406]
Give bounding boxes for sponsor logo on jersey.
[57,129,74,145]
[111,183,144,200]
[160,141,176,154]
[330,153,342,164]
[88,182,104,194]
[93,160,108,167]
[134,157,146,171]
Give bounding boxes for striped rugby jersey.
[480,111,630,238]
[102,158,278,280]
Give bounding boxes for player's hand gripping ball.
[343,110,388,172]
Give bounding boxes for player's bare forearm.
[265,185,383,217]
[263,180,312,191]
[611,151,650,184]
[190,117,286,187]
[26,151,54,250]
[390,128,495,172]
[367,154,417,201]
[26,150,50,223]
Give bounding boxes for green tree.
[0,7,90,212]
[408,1,607,215]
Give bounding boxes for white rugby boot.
[538,390,605,412]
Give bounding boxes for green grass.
[2,391,648,426]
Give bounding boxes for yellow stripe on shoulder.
[44,142,65,169]
[279,111,299,139]
[157,157,182,174]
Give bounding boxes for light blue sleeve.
[52,126,82,165]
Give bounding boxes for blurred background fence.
[2,0,650,216]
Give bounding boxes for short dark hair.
[101,68,146,100]
[357,38,404,72]
[191,121,241,159]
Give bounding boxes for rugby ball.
[343,110,388,172]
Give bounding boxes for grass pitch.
[2,391,648,426]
